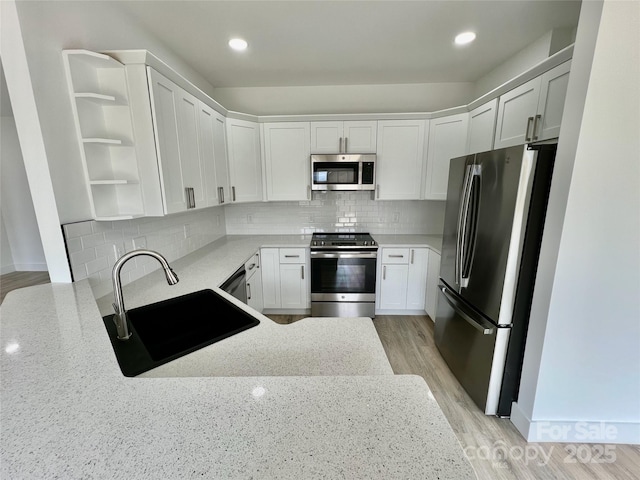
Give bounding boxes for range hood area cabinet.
[310,121,377,154]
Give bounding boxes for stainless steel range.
[310,233,378,318]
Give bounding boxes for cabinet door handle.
[532,114,542,141]
[301,265,304,280]
[383,265,386,280]
[344,137,348,152]
[232,186,236,202]
[218,187,224,204]
[411,249,415,264]
[185,187,195,209]
[247,283,252,300]
[525,116,534,142]
[339,137,343,153]
[376,184,380,199]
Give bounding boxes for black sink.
[102,289,259,377]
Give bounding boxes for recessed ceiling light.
[228,38,248,51]
[454,31,476,46]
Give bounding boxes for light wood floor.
[267,314,640,480]
[0,271,50,304]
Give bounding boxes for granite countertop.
[0,233,474,479]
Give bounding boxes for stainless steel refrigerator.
[435,142,556,416]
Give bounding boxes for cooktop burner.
[311,233,377,249]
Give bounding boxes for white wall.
[12,0,219,224]
[0,212,14,274]
[512,0,640,444]
[473,28,575,99]
[0,116,47,272]
[213,82,474,116]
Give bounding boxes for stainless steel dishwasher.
[220,265,247,303]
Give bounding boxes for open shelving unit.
[63,49,146,220]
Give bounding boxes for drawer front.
[381,248,410,264]
[245,251,260,276]
[279,248,306,264]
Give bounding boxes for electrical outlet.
[247,214,253,224]
[133,236,147,249]
[392,212,400,223]
[184,224,192,238]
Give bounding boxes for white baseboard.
[511,402,640,444]
[1,264,17,275]
[375,309,427,316]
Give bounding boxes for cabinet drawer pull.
[284,254,300,258]
[247,263,256,271]
[388,254,404,258]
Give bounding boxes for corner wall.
[513,0,640,444]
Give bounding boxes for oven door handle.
[310,252,378,259]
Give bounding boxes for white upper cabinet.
[262,122,311,201]
[197,102,225,207]
[310,121,377,153]
[147,68,189,214]
[375,120,427,200]
[423,113,469,201]
[226,118,263,203]
[494,60,571,149]
[466,99,498,155]
[175,89,206,208]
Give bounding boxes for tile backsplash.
[63,207,226,299]
[63,193,444,298]
[225,192,445,235]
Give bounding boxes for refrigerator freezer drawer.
[434,284,511,415]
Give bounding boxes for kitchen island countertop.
[0,232,475,479]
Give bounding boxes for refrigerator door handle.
[460,166,482,287]
[456,165,474,286]
[458,165,481,288]
[440,283,495,335]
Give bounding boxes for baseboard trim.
[14,263,48,272]
[1,264,17,275]
[511,402,640,444]
[375,309,427,316]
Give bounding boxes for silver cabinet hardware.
[307,185,311,200]
[247,283,252,300]
[411,249,415,264]
[339,137,343,153]
[376,184,380,199]
[388,254,404,258]
[232,186,236,202]
[301,265,304,280]
[532,114,542,141]
[344,137,348,152]
[185,187,196,209]
[284,255,300,258]
[525,116,534,142]
[383,265,386,280]
[218,186,225,204]
[247,263,256,271]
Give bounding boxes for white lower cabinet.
[245,251,263,313]
[261,247,310,311]
[425,250,441,321]
[377,247,429,312]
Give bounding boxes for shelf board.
[74,92,118,104]
[89,179,139,185]
[64,50,123,69]
[82,137,124,145]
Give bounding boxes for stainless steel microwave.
[311,154,376,191]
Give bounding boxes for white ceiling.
[118,0,582,88]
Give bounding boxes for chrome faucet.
[111,249,179,340]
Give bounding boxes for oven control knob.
[321,241,325,246]
[363,241,369,246]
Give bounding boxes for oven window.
[311,257,376,294]
[312,162,358,185]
